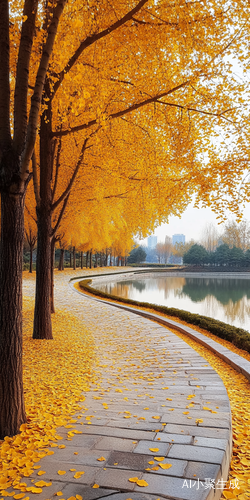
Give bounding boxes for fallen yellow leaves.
[167,323,250,497]
[0,296,96,495]
[73,472,85,479]
[159,463,172,470]
[149,448,159,452]
[128,478,148,487]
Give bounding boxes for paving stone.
[106,451,153,471]
[184,461,221,481]
[161,413,229,428]
[168,444,225,464]
[107,420,160,431]
[133,440,170,456]
[97,493,164,500]
[134,473,207,500]
[145,457,187,477]
[13,480,69,500]
[30,461,98,483]
[75,424,156,440]
[45,448,111,466]
[193,437,228,451]
[95,467,141,490]
[154,433,193,444]
[49,434,101,450]
[59,485,119,500]
[94,436,137,452]
[164,424,230,439]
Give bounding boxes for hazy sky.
[138,201,250,245]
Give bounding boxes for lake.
[94,273,250,332]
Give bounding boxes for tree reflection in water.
[95,276,250,331]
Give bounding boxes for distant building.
[147,235,157,249]
[169,234,185,265]
[172,234,185,245]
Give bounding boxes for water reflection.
[95,276,250,332]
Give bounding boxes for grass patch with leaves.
[0,297,97,496]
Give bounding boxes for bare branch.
[51,0,149,99]
[13,0,38,154]
[20,0,67,181]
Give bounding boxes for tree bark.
[33,102,53,339]
[90,250,92,269]
[80,251,83,269]
[29,244,33,273]
[0,191,27,439]
[73,246,76,270]
[70,250,72,267]
[86,251,89,268]
[58,248,64,270]
[33,207,53,339]
[51,236,56,314]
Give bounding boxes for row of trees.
[183,243,250,267]
[1,0,250,439]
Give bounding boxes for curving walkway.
[22,269,233,500]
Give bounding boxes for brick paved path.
[22,269,232,500]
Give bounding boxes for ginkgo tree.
[30,0,250,344]
[1,0,250,440]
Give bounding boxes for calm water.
[95,275,250,332]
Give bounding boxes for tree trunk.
[29,244,33,273]
[51,236,56,314]
[73,246,76,270]
[70,250,72,267]
[81,251,83,269]
[90,250,92,269]
[86,251,89,268]
[33,102,53,339]
[58,248,64,270]
[33,207,53,339]
[0,191,27,439]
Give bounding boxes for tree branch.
[51,193,70,237]
[20,0,67,182]
[32,148,40,208]
[52,137,89,211]
[52,136,62,203]
[156,99,236,123]
[51,0,149,99]
[0,0,11,150]
[25,204,37,224]
[13,0,38,155]
[52,80,190,137]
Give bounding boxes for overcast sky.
[138,201,250,245]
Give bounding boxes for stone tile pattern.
[20,270,233,500]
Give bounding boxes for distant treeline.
[183,243,250,267]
